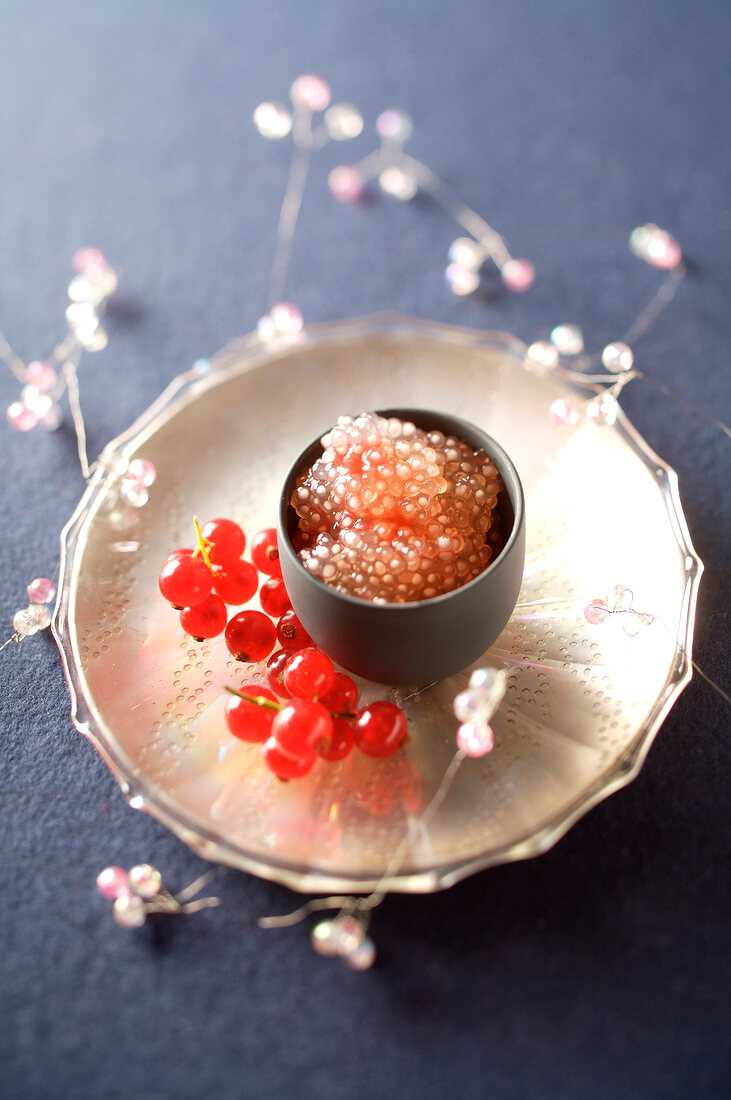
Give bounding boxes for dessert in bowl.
[278,409,525,685]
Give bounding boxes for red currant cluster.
[158,516,409,780]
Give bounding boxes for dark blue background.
[1,2,729,1097]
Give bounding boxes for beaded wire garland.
[3,73,730,967]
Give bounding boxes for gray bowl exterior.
[278,409,526,686]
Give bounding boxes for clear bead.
[453,689,479,723]
[40,403,63,431]
[376,109,413,143]
[65,301,98,331]
[526,340,559,371]
[257,314,277,341]
[586,392,619,426]
[121,485,149,508]
[324,103,363,140]
[77,323,108,351]
[550,324,584,356]
[445,263,479,296]
[13,607,39,637]
[332,915,365,956]
[550,397,581,426]
[346,937,376,970]
[378,167,417,201]
[113,893,147,928]
[126,458,157,488]
[21,386,53,418]
[253,101,292,139]
[629,224,682,270]
[128,864,162,899]
[192,357,210,375]
[448,237,484,271]
[311,919,342,956]
[28,604,51,630]
[68,274,105,305]
[289,74,331,112]
[601,342,634,373]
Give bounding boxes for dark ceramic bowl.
[278,409,525,685]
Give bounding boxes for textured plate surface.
[54,315,702,893]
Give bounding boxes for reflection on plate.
[53,315,702,893]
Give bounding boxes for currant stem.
[192,515,215,573]
[223,685,356,722]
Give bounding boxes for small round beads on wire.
[453,666,506,757]
[311,914,375,969]
[583,585,654,637]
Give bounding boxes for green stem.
[192,515,216,574]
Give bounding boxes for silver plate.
[53,315,702,893]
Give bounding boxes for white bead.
[13,607,39,637]
[113,893,147,928]
[21,386,53,418]
[445,263,479,296]
[77,324,108,351]
[469,667,499,694]
[346,937,376,970]
[65,301,98,330]
[526,340,559,371]
[128,864,162,899]
[332,915,365,957]
[40,403,63,431]
[68,275,105,305]
[448,237,484,271]
[324,103,363,140]
[601,342,634,373]
[454,690,480,723]
[550,324,584,356]
[378,167,417,201]
[586,392,619,426]
[311,919,342,956]
[121,485,149,508]
[253,101,292,139]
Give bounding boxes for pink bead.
[27,577,56,604]
[584,599,610,625]
[290,74,331,112]
[328,165,365,202]
[270,301,303,334]
[126,458,157,488]
[650,236,682,270]
[7,401,37,431]
[96,865,130,899]
[501,258,535,293]
[457,721,494,757]
[550,397,581,426]
[73,247,107,276]
[26,360,58,392]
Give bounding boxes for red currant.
[352,701,408,758]
[319,672,358,716]
[179,594,228,640]
[259,577,292,618]
[272,698,333,757]
[262,738,316,780]
[201,518,246,565]
[225,610,277,662]
[266,649,295,698]
[283,648,335,700]
[276,610,314,650]
[224,685,278,743]
[159,553,212,607]
[319,716,354,761]
[212,559,258,605]
[251,527,282,578]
